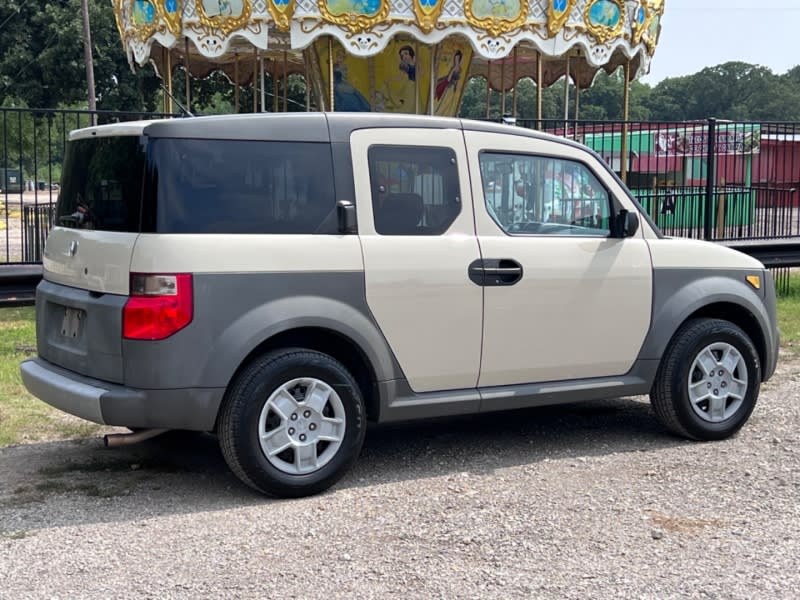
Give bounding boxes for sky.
[640,0,799,84]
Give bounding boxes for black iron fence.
[1,107,176,264]
[516,118,800,243]
[2,109,800,265]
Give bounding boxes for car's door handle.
[468,259,523,286]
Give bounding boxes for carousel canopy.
[116,0,663,118]
[116,0,663,88]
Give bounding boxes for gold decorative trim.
[546,0,576,37]
[129,0,161,42]
[645,13,661,54]
[268,0,296,31]
[413,0,444,34]
[318,0,392,35]
[583,0,625,45]
[631,2,648,45]
[157,0,183,35]
[113,0,126,39]
[464,0,527,38]
[196,0,253,36]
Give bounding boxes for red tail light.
[123,274,193,340]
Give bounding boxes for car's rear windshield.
[56,134,337,234]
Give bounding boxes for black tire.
[650,318,761,441]
[218,349,366,498]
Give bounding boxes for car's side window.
[478,151,612,237]
[368,145,461,235]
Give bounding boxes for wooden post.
[80,0,96,123]
[716,178,727,238]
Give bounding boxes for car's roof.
[67,112,581,149]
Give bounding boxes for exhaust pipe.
[103,428,169,448]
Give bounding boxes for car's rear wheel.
[218,349,366,498]
[650,318,761,441]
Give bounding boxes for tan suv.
[20,113,779,498]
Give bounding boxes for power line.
[0,0,31,32]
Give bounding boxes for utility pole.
[80,0,97,124]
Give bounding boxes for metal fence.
[1,107,176,264]
[517,118,800,242]
[2,109,800,265]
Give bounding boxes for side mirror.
[337,200,357,234]
[617,209,639,238]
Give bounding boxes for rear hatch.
[38,126,149,383]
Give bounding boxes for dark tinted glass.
[368,145,461,235]
[145,138,337,234]
[56,136,146,232]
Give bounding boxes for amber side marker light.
[746,275,761,290]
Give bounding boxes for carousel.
[113,0,664,156]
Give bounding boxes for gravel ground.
[1,352,799,599]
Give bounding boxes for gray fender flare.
[637,272,770,362]
[199,295,401,387]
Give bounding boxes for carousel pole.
[328,37,335,111]
[485,61,491,118]
[536,52,543,129]
[272,57,279,112]
[620,59,631,184]
[574,83,580,120]
[234,53,240,113]
[184,37,191,109]
[305,60,311,112]
[260,54,266,112]
[511,46,518,117]
[563,54,570,137]
[414,42,420,114]
[162,47,173,114]
[283,51,289,112]
[253,47,258,112]
[428,44,437,115]
[500,57,506,117]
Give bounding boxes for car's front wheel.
[218,349,366,498]
[650,318,761,441]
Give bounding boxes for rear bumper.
[20,357,224,431]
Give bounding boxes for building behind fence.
[2,107,799,265]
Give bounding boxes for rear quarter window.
[143,138,338,234]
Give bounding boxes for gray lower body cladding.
[20,357,224,430]
[27,271,403,430]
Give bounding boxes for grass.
[0,306,101,447]
[776,275,800,353]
